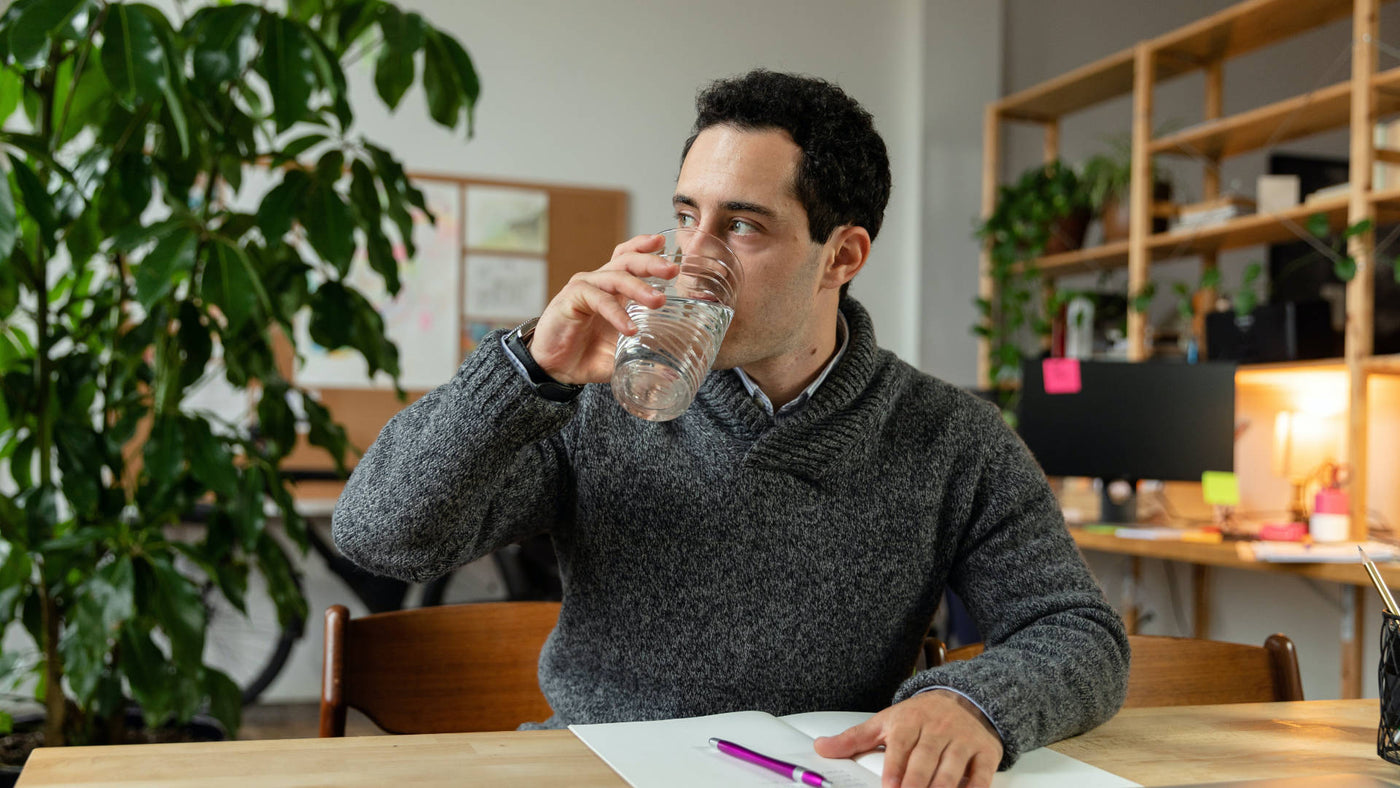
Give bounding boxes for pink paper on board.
[1042,358,1082,395]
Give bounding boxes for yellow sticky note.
[1202,471,1240,506]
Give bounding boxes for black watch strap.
[504,319,585,403]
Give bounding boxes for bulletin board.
[277,172,628,487]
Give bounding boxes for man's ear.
[821,225,871,291]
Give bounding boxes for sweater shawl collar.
[692,296,906,483]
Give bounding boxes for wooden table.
[16,700,1399,787]
[1071,528,1400,698]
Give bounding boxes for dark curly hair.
[681,70,891,298]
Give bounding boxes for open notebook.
[571,710,1140,788]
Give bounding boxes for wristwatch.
[503,318,585,403]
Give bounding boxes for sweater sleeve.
[893,405,1130,769]
[331,331,580,583]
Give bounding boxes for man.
[333,69,1129,788]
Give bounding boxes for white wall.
[919,0,1003,384]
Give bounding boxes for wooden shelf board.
[1151,0,1372,68]
[1152,67,1400,159]
[1364,353,1400,376]
[1237,357,1348,374]
[997,48,1138,121]
[1025,239,1132,276]
[1147,194,1351,257]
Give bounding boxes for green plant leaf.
[191,4,260,87]
[259,16,317,132]
[0,166,15,263]
[183,419,238,498]
[175,300,212,391]
[8,0,98,69]
[101,2,169,109]
[118,624,172,720]
[436,30,480,135]
[1242,262,1262,285]
[142,414,183,485]
[364,224,400,296]
[256,169,310,241]
[7,154,60,247]
[1393,256,1400,284]
[1343,218,1374,239]
[1305,212,1331,238]
[144,555,206,666]
[308,281,354,348]
[134,225,196,307]
[373,7,421,110]
[421,30,461,128]
[0,68,20,127]
[1334,256,1358,282]
[204,667,242,735]
[203,239,260,330]
[302,185,355,275]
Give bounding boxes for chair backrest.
[923,633,1304,707]
[320,601,560,736]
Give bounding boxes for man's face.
[673,125,833,371]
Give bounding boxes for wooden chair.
[319,601,561,736]
[922,633,1304,707]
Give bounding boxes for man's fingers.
[925,741,970,788]
[960,750,997,788]
[569,270,665,310]
[812,718,883,759]
[877,725,921,788]
[604,249,681,281]
[897,733,944,788]
[612,233,665,257]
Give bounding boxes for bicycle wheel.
[200,571,305,706]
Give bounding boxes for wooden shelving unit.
[979,0,1400,699]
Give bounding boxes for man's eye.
[730,219,757,235]
[676,214,697,227]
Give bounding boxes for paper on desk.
[1241,540,1400,563]
[570,710,1140,788]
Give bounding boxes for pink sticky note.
[1042,358,1082,395]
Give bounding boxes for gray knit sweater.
[332,297,1129,766]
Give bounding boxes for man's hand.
[528,233,678,385]
[813,690,1002,788]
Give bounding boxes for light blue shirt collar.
[733,311,849,421]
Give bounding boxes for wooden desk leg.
[1122,557,1142,635]
[1342,585,1365,699]
[1192,564,1211,639]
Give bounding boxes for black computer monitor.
[1016,360,1236,523]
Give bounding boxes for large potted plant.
[0,0,479,762]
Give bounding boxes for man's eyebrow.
[672,194,777,218]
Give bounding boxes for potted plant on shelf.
[1080,132,1173,243]
[974,160,1092,415]
[0,0,479,769]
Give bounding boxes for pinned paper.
[1042,358,1082,394]
[1202,471,1240,506]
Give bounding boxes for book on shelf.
[1170,195,1256,232]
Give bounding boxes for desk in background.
[1071,528,1400,699]
[15,700,1395,787]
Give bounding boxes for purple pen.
[708,737,831,787]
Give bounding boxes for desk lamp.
[1271,411,1341,522]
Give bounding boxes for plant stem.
[54,6,107,146]
[32,53,67,747]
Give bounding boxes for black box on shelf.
[1204,299,1338,363]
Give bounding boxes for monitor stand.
[1098,477,1139,524]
